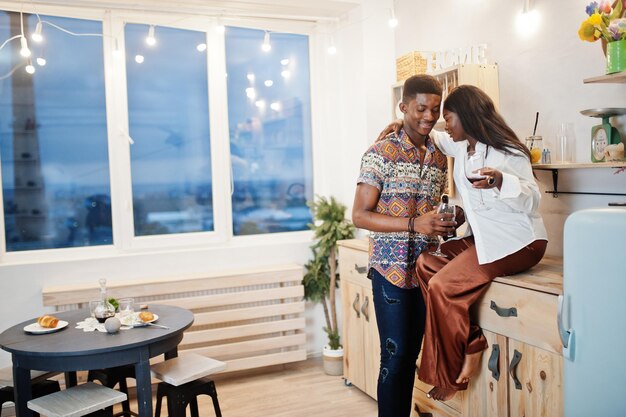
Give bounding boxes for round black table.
[0,304,194,417]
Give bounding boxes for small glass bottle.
[94,278,116,323]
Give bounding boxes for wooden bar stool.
[27,382,126,417]
[87,365,136,416]
[150,353,226,417]
[0,367,61,417]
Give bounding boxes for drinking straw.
[531,111,539,148]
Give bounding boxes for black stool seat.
[155,377,222,417]
[88,365,137,417]
[0,379,60,417]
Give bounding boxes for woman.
[380,84,547,401]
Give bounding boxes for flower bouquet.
[578,1,626,73]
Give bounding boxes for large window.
[0,8,315,257]
[125,23,213,237]
[0,12,110,251]
[225,27,313,235]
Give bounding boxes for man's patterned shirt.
[357,129,448,289]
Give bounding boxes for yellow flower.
[588,12,603,26]
[578,21,598,41]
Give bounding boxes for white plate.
[24,320,69,334]
[119,313,159,326]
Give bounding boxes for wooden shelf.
[583,71,626,84]
[532,161,626,169]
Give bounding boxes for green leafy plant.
[303,196,355,350]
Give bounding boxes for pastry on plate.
[37,315,59,328]
[138,311,154,322]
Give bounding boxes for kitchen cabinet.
[337,239,564,417]
[338,239,380,399]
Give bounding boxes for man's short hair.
[402,75,442,103]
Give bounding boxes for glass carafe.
[93,278,116,323]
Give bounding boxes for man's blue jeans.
[370,268,426,417]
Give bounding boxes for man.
[351,74,456,417]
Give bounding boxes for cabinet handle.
[557,294,572,349]
[487,343,500,381]
[413,404,433,417]
[490,300,517,317]
[354,263,367,274]
[509,349,522,390]
[361,296,370,322]
[352,293,361,318]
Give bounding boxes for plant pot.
[322,345,344,376]
[606,39,626,74]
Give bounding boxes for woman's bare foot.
[427,387,456,401]
[455,351,482,384]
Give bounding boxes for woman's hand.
[376,119,404,142]
[471,167,503,191]
[413,210,456,236]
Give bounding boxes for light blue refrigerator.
[561,208,626,417]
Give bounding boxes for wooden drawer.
[338,246,370,287]
[412,386,460,417]
[472,281,561,354]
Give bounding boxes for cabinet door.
[508,339,563,417]
[464,330,508,417]
[342,279,366,390]
[362,284,380,399]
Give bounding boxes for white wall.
[390,0,626,256]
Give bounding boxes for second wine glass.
[429,203,456,258]
[464,151,491,211]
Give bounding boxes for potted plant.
[303,196,355,375]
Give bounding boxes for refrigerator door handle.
[558,294,575,360]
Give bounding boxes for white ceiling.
[32,0,362,21]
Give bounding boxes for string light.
[196,43,207,51]
[146,25,156,46]
[36,57,46,66]
[25,60,35,74]
[270,101,281,111]
[280,58,289,65]
[135,54,145,63]
[327,36,337,55]
[388,7,398,28]
[20,36,31,57]
[264,79,273,87]
[247,73,255,82]
[280,69,290,78]
[215,17,226,34]
[261,31,271,52]
[32,21,44,43]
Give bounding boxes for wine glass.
[429,203,456,258]
[464,151,491,211]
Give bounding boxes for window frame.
[0,3,317,264]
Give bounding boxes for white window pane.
[125,24,213,236]
[225,27,313,235]
[0,12,111,251]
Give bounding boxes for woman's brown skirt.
[415,237,547,391]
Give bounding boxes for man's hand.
[413,210,456,236]
[376,119,404,142]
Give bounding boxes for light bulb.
[215,18,226,34]
[255,100,266,108]
[281,70,291,78]
[146,25,156,46]
[197,43,207,52]
[31,21,43,43]
[270,102,281,111]
[280,58,289,66]
[25,63,35,74]
[20,36,31,57]
[261,32,271,52]
[36,57,46,66]
[247,73,255,82]
[245,87,256,100]
[135,54,144,63]
[264,80,274,87]
[388,8,398,28]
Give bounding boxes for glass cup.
[89,300,101,318]
[118,298,135,324]
[555,123,576,163]
[525,135,543,164]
